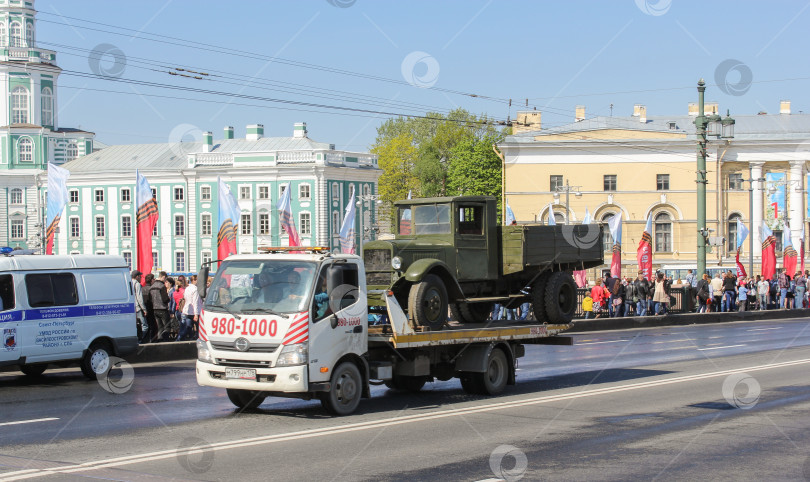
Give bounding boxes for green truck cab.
[363,196,605,330]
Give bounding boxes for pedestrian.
[143,273,156,342]
[491,303,503,321]
[696,273,710,313]
[722,270,737,312]
[634,271,650,316]
[179,275,202,341]
[737,278,748,312]
[131,270,149,343]
[149,273,171,342]
[624,277,636,317]
[582,294,593,319]
[653,272,669,315]
[711,273,723,313]
[173,278,186,334]
[777,269,790,309]
[611,278,625,318]
[591,278,605,319]
[757,275,769,310]
[795,271,807,309]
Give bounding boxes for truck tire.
[459,302,491,324]
[384,375,427,392]
[449,303,463,323]
[226,389,265,410]
[320,362,363,416]
[459,374,483,395]
[530,272,551,323]
[408,274,448,331]
[465,348,509,395]
[80,340,113,380]
[544,272,577,324]
[19,364,47,377]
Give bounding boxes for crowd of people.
[130,270,203,343]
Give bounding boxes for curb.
[128,341,197,364]
[568,308,809,333]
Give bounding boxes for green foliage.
[370,132,418,208]
[447,133,505,219]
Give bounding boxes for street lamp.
[355,193,381,258]
[695,79,735,277]
[554,179,582,225]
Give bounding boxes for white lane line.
[577,339,632,345]
[697,344,746,351]
[747,327,783,332]
[5,357,810,481]
[0,417,59,427]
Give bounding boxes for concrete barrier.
[127,341,197,364]
[568,308,809,333]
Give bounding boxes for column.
[789,160,805,248]
[751,162,765,253]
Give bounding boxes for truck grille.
[210,341,279,353]
[215,358,272,368]
[365,249,393,286]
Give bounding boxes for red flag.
[277,183,301,247]
[45,163,70,255]
[573,270,587,288]
[735,249,747,278]
[136,171,158,283]
[217,177,240,265]
[784,246,798,277]
[636,216,653,280]
[608,214,622,277]
[761,226,776,279]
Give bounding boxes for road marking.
[0,417,59,427]
[577,339,631,345]
[5,357,810,480]
[697,344,746,351]
[747,327,782,332]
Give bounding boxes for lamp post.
[355,193,381,258]
[694,79,734,276]
[554,179,582,225]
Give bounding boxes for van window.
[25,273,79,308]
[83,272,127,302]
[0,274,14,311]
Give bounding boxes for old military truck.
[363,196,604,330]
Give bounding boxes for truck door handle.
[353,325,363,333]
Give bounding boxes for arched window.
[654,212,672,252]
[66,142,78,161]
[11,86,29,124]
[552,212,565,224]
[601,212,615,250]
[728,214,742,253]
[9,21,21,47]
[41,87,53,126]
[17,137,33,163]
[25,21,32,47]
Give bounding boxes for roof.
[504,113,810,143]
[0,254,128,272]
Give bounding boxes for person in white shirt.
[130,270,149,343]
[757,276,770,310]
[178,275,203,341]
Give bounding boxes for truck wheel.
[459,302,491,324]
[408,274,448,331]
[472,348,509,395]
[530,272,551,323]
[449,303,463,323]
[320,362,363,416]
[19,364,47,377]
[384,375,427,392]
[544,272,577,324]
[460,374,483,395]
[226,389,265,410]
[80,340,113,380]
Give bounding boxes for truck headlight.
[276,343,308,367]
[391,256,403,270]
[197,339,213,364]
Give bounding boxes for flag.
[735,249,747,278]
[608,213,622,277]
[547,203,556,226]
[801,223,806,274]
[636,215,653,281]
[761,224,777,279]
[783,225,797,276]
[573,208,592,288]
[136,170,158,282]
[504,198,516,225]
[407,190,412,200]
[736,218,749,251]
[277,182,300,246]
[45,163,70,255]
[217,177,240,262]
[339,187,357,254]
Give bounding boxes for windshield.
[399,204,451,235]
[204,260,317,314]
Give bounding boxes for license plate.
[225,368,256,380]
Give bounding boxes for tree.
[447,133,505,219]
[371,132,418,209]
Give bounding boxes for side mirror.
[329,314,338,329]
[197,266,209,299]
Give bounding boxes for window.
[66,142,77,160]
[363,184,370,196]
[123,252,132,269]
[175,215,185,236]
[175,252,186,272]
[95,216,105,237]
[25,21,32,47]
[17,137,32,162]
[41,87,53,126]
[601,213,615,250]
[728,173,744,191]
[258,186,269,199]
[25,273,79,307]
[239,186,251,199]
[151,187,157,200]
[69,189,79,203]
[550,175,563,192]
[120,188,131,202]
[0,274,15,311]
[200,185,211,201]
[299,183,311,200]
[300,212,311,236]
[201,251,212,266]
[0,23,5,48]
[728,215,741,252]
[152,251,159,269]
[122,215,132,237]
[259,213,270,235]
[69,217,80,238]
[332,211,340,235]
[152,222,158,237]
[413,204,450,235]
[603,175,617,192]
[280,184,287,198]
[241,213,251,235]
[94,188,104,202]
[10,219,23,239]
[9,188,22,204]
[11,86,28,124]
[201,214,212,236]
[9,21,21,47]
[331,182,339,201]
[654,212,672,252]
[458,205,484,235]
[656,174,670,191]
[174,187,184,201]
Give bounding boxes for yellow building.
[498,101,809,282]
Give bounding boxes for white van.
[0,254,138,378]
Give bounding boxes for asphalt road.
[1,316,809,481]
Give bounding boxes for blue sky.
[36,0,810,150]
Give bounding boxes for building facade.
[498,101,810,281]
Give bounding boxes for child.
[582,295,593,319]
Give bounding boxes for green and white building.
[0,0,95,250]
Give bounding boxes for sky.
[34,0,810,151]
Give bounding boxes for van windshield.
[204,260,317,314]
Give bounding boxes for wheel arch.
[403,259,464,300]
[333,353,371,399]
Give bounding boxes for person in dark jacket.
[634,272,651,316]
[149,273,171,342]
[624,278,636,317]
[722,270,737,312]
[143,273,157,343]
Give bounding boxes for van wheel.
[384,375,426,392]
[320,362,362,416]
[530,272,551,323]
[80,340,113,380]
[544,272,577,324]
[226,389,265,410]
[408,274,448,331]
[471,348,509,395]
[20,364,47,377]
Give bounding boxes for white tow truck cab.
[195,247,572,416]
